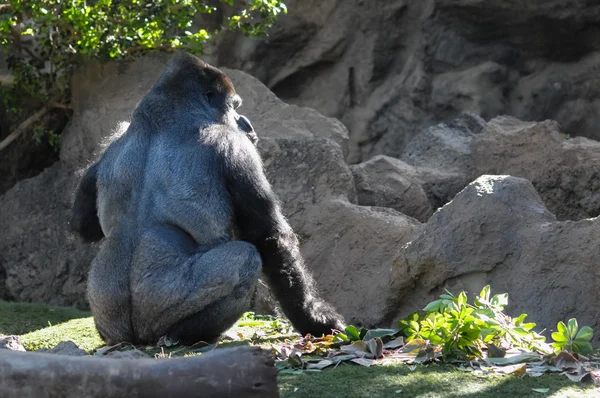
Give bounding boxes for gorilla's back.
[96,121,235,250]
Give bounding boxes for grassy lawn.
[1,301,597,397]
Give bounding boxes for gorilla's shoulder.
[199,124,256,152]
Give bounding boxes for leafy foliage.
[551,318,594,355]
[0,0,286,145]
[395,286,552,359]
[271,286,597,386]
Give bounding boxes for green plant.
[0,0,286,148]
[397,286,552,359]
[551,318,593,355]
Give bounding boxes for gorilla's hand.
[237,114,258,145]
[246,131,259,145]
[297,304,346,337]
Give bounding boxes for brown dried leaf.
[351,357,378,367]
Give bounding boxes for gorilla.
[70,52,344,346]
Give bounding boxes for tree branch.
[0,74,14,87]
[0,346,279,398]
[0,103,72,152]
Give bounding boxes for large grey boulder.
[299,200,421,327]
[350,156,433,222]
[0,163,92,307]
[391,175,600,337]
[392,114,600,221]
[472,116,600,220]
[397,113,486,210]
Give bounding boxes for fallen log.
[0,346,279,398]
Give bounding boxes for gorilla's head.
[154,52,247,129]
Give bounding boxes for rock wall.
[215,0,600,163]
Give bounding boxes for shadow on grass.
[0,300,91,335]
[278,363,597,398]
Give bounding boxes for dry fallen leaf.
[306,359,333,370]
[351,357,378,367]
[531,388,549,394]
[384,337,405,350]
[490,363,527,376]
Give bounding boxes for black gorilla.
[70,52,344,345]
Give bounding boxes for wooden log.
[0,346,280,398]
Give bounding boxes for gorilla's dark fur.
[70,52,344,345]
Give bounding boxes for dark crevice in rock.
[0,107,69,195]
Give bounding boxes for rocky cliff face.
[216,0,600,163]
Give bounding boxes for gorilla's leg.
[166,252,260,345]
[130,227,262,344]
[87,233,136,344]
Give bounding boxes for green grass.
[20,317,104,352]
[1,301,598,397]
[279,364,597,398]
[0,300,91,335]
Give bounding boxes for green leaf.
[557,321,567,335]
[363,329,398,341]
[490,293,508,308]
[423,299,444,313]
[575,326,593,342]
[457,291,468,306]
[409,321,420,333]
[345,325,361,341]
[573,341,593,354]
[521,322,537,331]
[551,332,568,343]
[551,341,565,352]
[334,332,349,342]
[567,318,579,339]
[479,285,491,302]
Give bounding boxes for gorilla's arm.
[70,162,105,243]
[224,142,345,336]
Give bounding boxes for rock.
[0,163,93,307]
[472,116,600,220]
[391,175,600,338]
[60,53,172,168]
[350,156,433,222]
[223,68,350,156]
[402,112,485,173]
[397,113,485,208]
[299,199,422,327]
[0,335,25,351]
[215,0,600,160]
[259,137,357,231]
[509,52,600,143]
[413,166,470,211]
[44,341,88,357]
[431,62,508,120]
